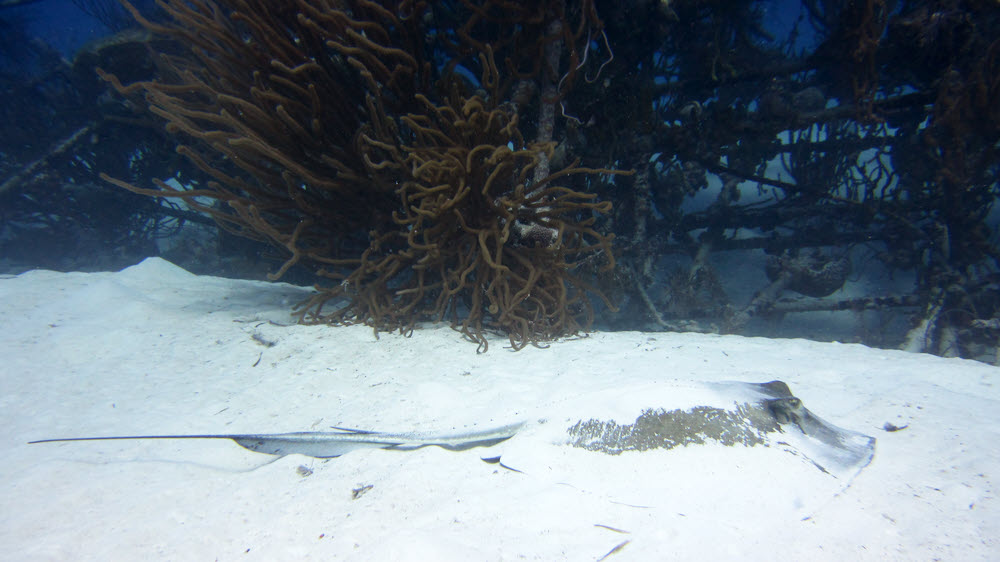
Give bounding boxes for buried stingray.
[30,380,874,513]
[29,380,872,470]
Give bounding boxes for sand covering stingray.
[31,380,872,518]
[558,380,873,477]
[485,379,875,518]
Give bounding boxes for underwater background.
[1,0,998,359]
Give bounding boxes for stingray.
[29,380,873,516]
[27,380,872,466]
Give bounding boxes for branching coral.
[317,85,620,350]
[100,0,622,350]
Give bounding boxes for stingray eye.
[767,397,801,424]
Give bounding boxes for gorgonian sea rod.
[100,0,626,350]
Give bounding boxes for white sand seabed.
[1,257,997,560]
